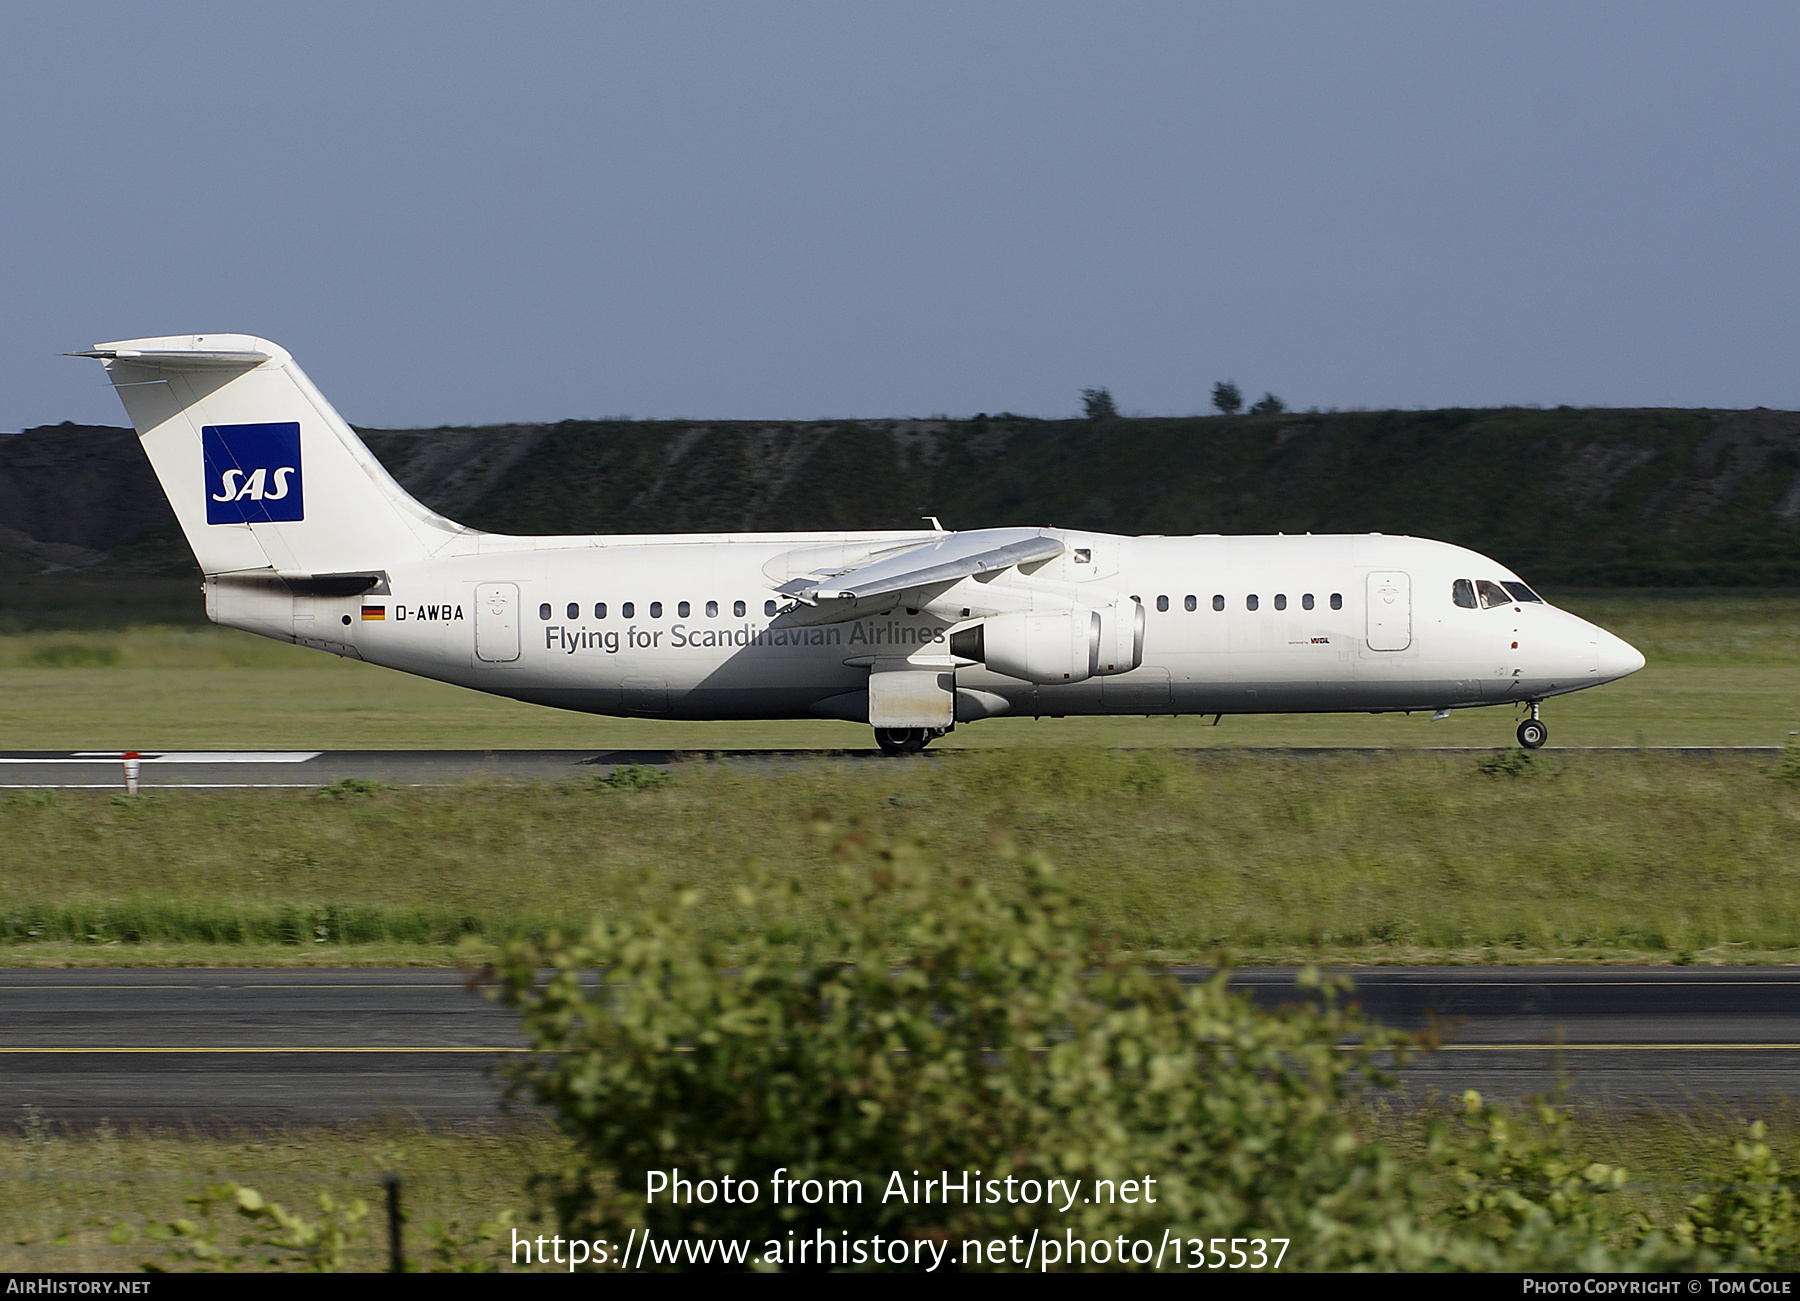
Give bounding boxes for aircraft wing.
[775,528,1063,607]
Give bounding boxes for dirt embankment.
[4,408,1799,589]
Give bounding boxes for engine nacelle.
[1093,598,1145,675]
[951,609,1096,684]
[949,600,1144,684]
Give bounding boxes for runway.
[2,967,1795,1126]
[0,747,1782,789]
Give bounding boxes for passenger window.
[650,602,664,618]
[678,601,690,618]
[1274,594,1287,611]
[1184,595,1197,612]
[1073,548,1092,564]
[706,600,718,617]
[622,602,635,618]
[1302,593,1314,610]
[1330,593,1342,610]
[567,602,579,620]
[1247,594,1259,611]
[594,602,607,619]
[538,603,552,621]
[1213,594,1225,611]
[1453,579,1478,609]
[1156,595,1169,612]
[1477,580,1512,609]
[734,600,746,617]
[764,600,777,616]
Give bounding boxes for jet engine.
[950,600,1144,684]
[1093,598,1145,675]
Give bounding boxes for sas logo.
[203,422,303,524]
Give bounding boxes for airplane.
[71,334,1645,754]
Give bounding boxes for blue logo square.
[203,423,304,524]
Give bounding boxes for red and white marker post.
[122,751,140,796]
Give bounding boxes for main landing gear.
[1516,700,1547,749]
[874,727,947,755]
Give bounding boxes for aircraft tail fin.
[73,334,464,577]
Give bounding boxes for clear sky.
[5,1,1796,431]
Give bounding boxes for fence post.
[383,1173,404,1272]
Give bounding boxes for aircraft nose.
[1594,627,1646,681]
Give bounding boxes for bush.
[494,829,1742,1270]
[143,1183,368,1272]
[1428,1090,1691,1269]
[1676,1122,1800,1268]
[498,837,1465,1268]
[593,764,672,791]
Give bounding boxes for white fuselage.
[220,527,1643,724]
[75,333,1644,738]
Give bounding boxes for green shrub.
[1675,1122,1800,1267]
[1427,1090,1690,1269]
[593,764,672,791]
[142,1183,368,1272]
[500,832,1629,1269]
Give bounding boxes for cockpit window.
[1502,581,1544,604]
[1476,579,1513,609]
[1452,579,1478,609]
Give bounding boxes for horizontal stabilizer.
[66,347,273,369]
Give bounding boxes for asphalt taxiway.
[2,967,1795,1126]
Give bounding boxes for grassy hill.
[4,405,1797,628]
[367,405,1800,585]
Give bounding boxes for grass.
[4,1090,1797,1271]
[3,748,1797,967]
[0,592,1795,750]
[1,591,1791,1272]
[0,1116,565,1272]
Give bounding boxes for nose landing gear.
[1515,700,1547,749]
[874,726,948,755]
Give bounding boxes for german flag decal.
[360,605,386,621]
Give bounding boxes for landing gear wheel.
[875,727,928,755]
[1517,718,1548,749]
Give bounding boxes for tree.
[1211,380,1243,415]
[1080,387,1117,421]
[1250,392,1287,415]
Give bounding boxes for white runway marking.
[66,752,323,763]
